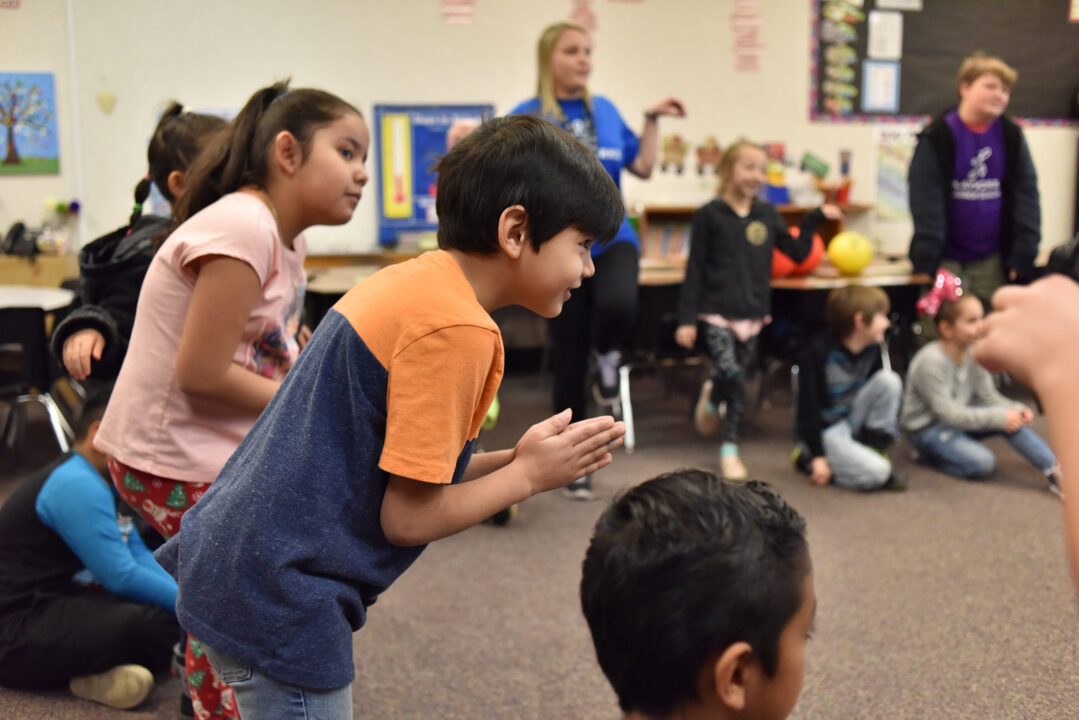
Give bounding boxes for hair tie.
[916,269,963,317]
[132,202,143,213]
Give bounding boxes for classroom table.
[0,285,75,312]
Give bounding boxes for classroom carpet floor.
[2,367,1078,719]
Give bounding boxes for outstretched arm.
[628,96,686,179]
[381,412,624,546]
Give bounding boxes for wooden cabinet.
[635,203,872,265]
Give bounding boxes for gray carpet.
[2,368,1078,719]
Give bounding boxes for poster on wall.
[374,104,493,248]
[0,72,59,175]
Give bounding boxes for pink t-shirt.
[95,192,307,482]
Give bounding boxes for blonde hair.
[957,52,1017,95]
[716,138,763,195]
[537,21,593,120]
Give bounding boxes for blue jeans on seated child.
[821,369,903,491]
[204,644,353,720]
[907,423,1056,479]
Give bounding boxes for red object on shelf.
[772,227,825,278]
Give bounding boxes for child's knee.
[873,369,903,398]
[959,447,996,479]
[833,456,892,491]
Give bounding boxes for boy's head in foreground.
[826,284,891,347]
[581,470,814,720]
[432,115,624,317]
[956,52,1016,121]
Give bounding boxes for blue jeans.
[821,369,903,491]
[907,423,1057,479]
[204,644,353,720]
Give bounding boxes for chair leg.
[18,392,73,453]
[619,363,636,454]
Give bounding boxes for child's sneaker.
[693,380,720,437]
[881,470,909,492]
[791,445,813,476]
[69,664,154,710]
[562,475,594,500]
[719,451,748,481]
[1047,466,1064,499]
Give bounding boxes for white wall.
[1,0,1075,256]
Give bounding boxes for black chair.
[0,306,74,460]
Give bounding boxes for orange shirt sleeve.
[379,324,501,484]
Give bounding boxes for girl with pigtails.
[51,102,226,382]
[94,80,370,719]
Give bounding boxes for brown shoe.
[694,380,720,437]
[70,664,153,710]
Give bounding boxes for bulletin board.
[373,104,493,247]
[811,0,1079,125]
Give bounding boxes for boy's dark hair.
[826,285,890,340]
[580,470,810,718]
[130,102,227,227]
[76,384,113,439]
[170,80,362,233]
[432,115,624,253]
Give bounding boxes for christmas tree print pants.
[108,457,239,720]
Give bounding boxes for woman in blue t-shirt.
[510,21,684,499]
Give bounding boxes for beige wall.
[1,0,1075,256]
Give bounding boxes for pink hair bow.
[916,269,963,317]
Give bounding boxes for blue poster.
[374,104,493,247]
[0,72,59,175]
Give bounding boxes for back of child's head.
[957,52,1017,93]
[580,469,810,718]
[171,80,362,227]
[826,284,890,340]
[432,114,623,254]
[130,102,226,226]
[75,383,113,440]
[716,138,762,195]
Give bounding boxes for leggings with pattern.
[108,458,240,720]
[701,324,758,445]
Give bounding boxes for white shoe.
[720,453,748,481]
[70,664,154,710]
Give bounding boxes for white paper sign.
[867,11,903,60]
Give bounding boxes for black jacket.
[907,111,1040,279]
[50,215,170,381]
[677,199,823,325]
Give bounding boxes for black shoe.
[179,694,194,718]
[791,446,813,476]
[882,470,908,492]
[856,427,896,453]
[562,475,594,500]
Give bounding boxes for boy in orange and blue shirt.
[155,115,627,718]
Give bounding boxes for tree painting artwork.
[0,73,59,175]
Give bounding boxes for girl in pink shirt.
[94,80,370,720]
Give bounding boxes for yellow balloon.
[827,231,873,275]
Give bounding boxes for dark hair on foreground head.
[580,470,810,718]
[76,383,113,440]
[432,114,624,254]
[130,102,227,227]
[171,79,362,229]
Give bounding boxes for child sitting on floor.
[901,270,1060,494]
[581,469,815,720]
[794,285,907,491]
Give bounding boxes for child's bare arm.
[461,449,515,482]
[175,256,281,413]
[381,411,625,546]
[975,275,1079,587]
